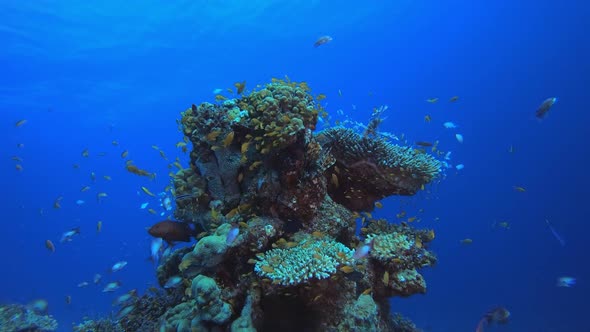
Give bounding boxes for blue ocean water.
[1,1,589,331]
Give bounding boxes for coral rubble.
[130,79,441,331]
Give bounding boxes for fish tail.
[475,319,486,332]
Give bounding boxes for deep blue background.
[1,1,589,331]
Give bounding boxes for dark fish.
[476,307,510,332]
[191,104,197,111]
[314,35,333,47]
[175,193,198,201]
[415,141,433,147]
[535,97,557,119]
[148,220,196,245]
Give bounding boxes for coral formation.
[318,127,441,211]
[0,303,58,331]
[133,79,441,331]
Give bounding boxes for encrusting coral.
[117,78,441,332]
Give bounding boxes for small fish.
[148,208,157,215]
[17,143,24,148]
[54,196,63,209]
[96,192,108,202]
[110,261,128,272]
[96,220,102,233]
[535,97,557,119]
[493,221,510,229]
[212,88,223,94]
[65,295,72,304]
[11,156,23,162]
[15,164,23,171]
[159,150,167,160]
[116,305,135,320]
[313,35,333,47]
[141,186,156,197]
[455,134,464,143]
[455,164,464,170]
[162,196,172,211]
[15,119,27,127]
[416,141,433,147]
[103,175,112,181]
[140,202,149,209]
[508,145,515,153]
[443,121,457,129]
[226,224,240,245]
[513,186,526,192]
[426,98,439,103]
[90,172,96,181]
[81,149,89,158]
[80,186,91,192]
[545,219,566,247]
[460,238,473,245]
[111,140,119,146]
[60,227,81,243]
[113,289,137,306]
[93,274,102,284]
[449,96,459,102]
[45,240,55,253]
[234,81,246,94]
[556,276,576,287]
[76,199,85,205]
[102,281,121,292]
[121,150,129,158]
[77,281,89,288]
[424,114,431,123]
[150,238,163,265]
[28,299,48,314]
[164,275,183,289]
[476,307,510,332]
[353,239,374,259]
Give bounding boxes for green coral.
[367,232,413,261]
[179,223,234,278]
[236,80,319,154]
[254,237,354,285]
[191,275,232,324]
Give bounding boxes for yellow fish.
[141,186,156,197]
[514,186,526,192]
[460,238,473,245]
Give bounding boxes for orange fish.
[314,35,333,48]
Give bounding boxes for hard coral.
[319,127,441,211]
[254,237,354,286]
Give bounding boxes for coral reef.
[0,303,58,331]
[141,79,441,331]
